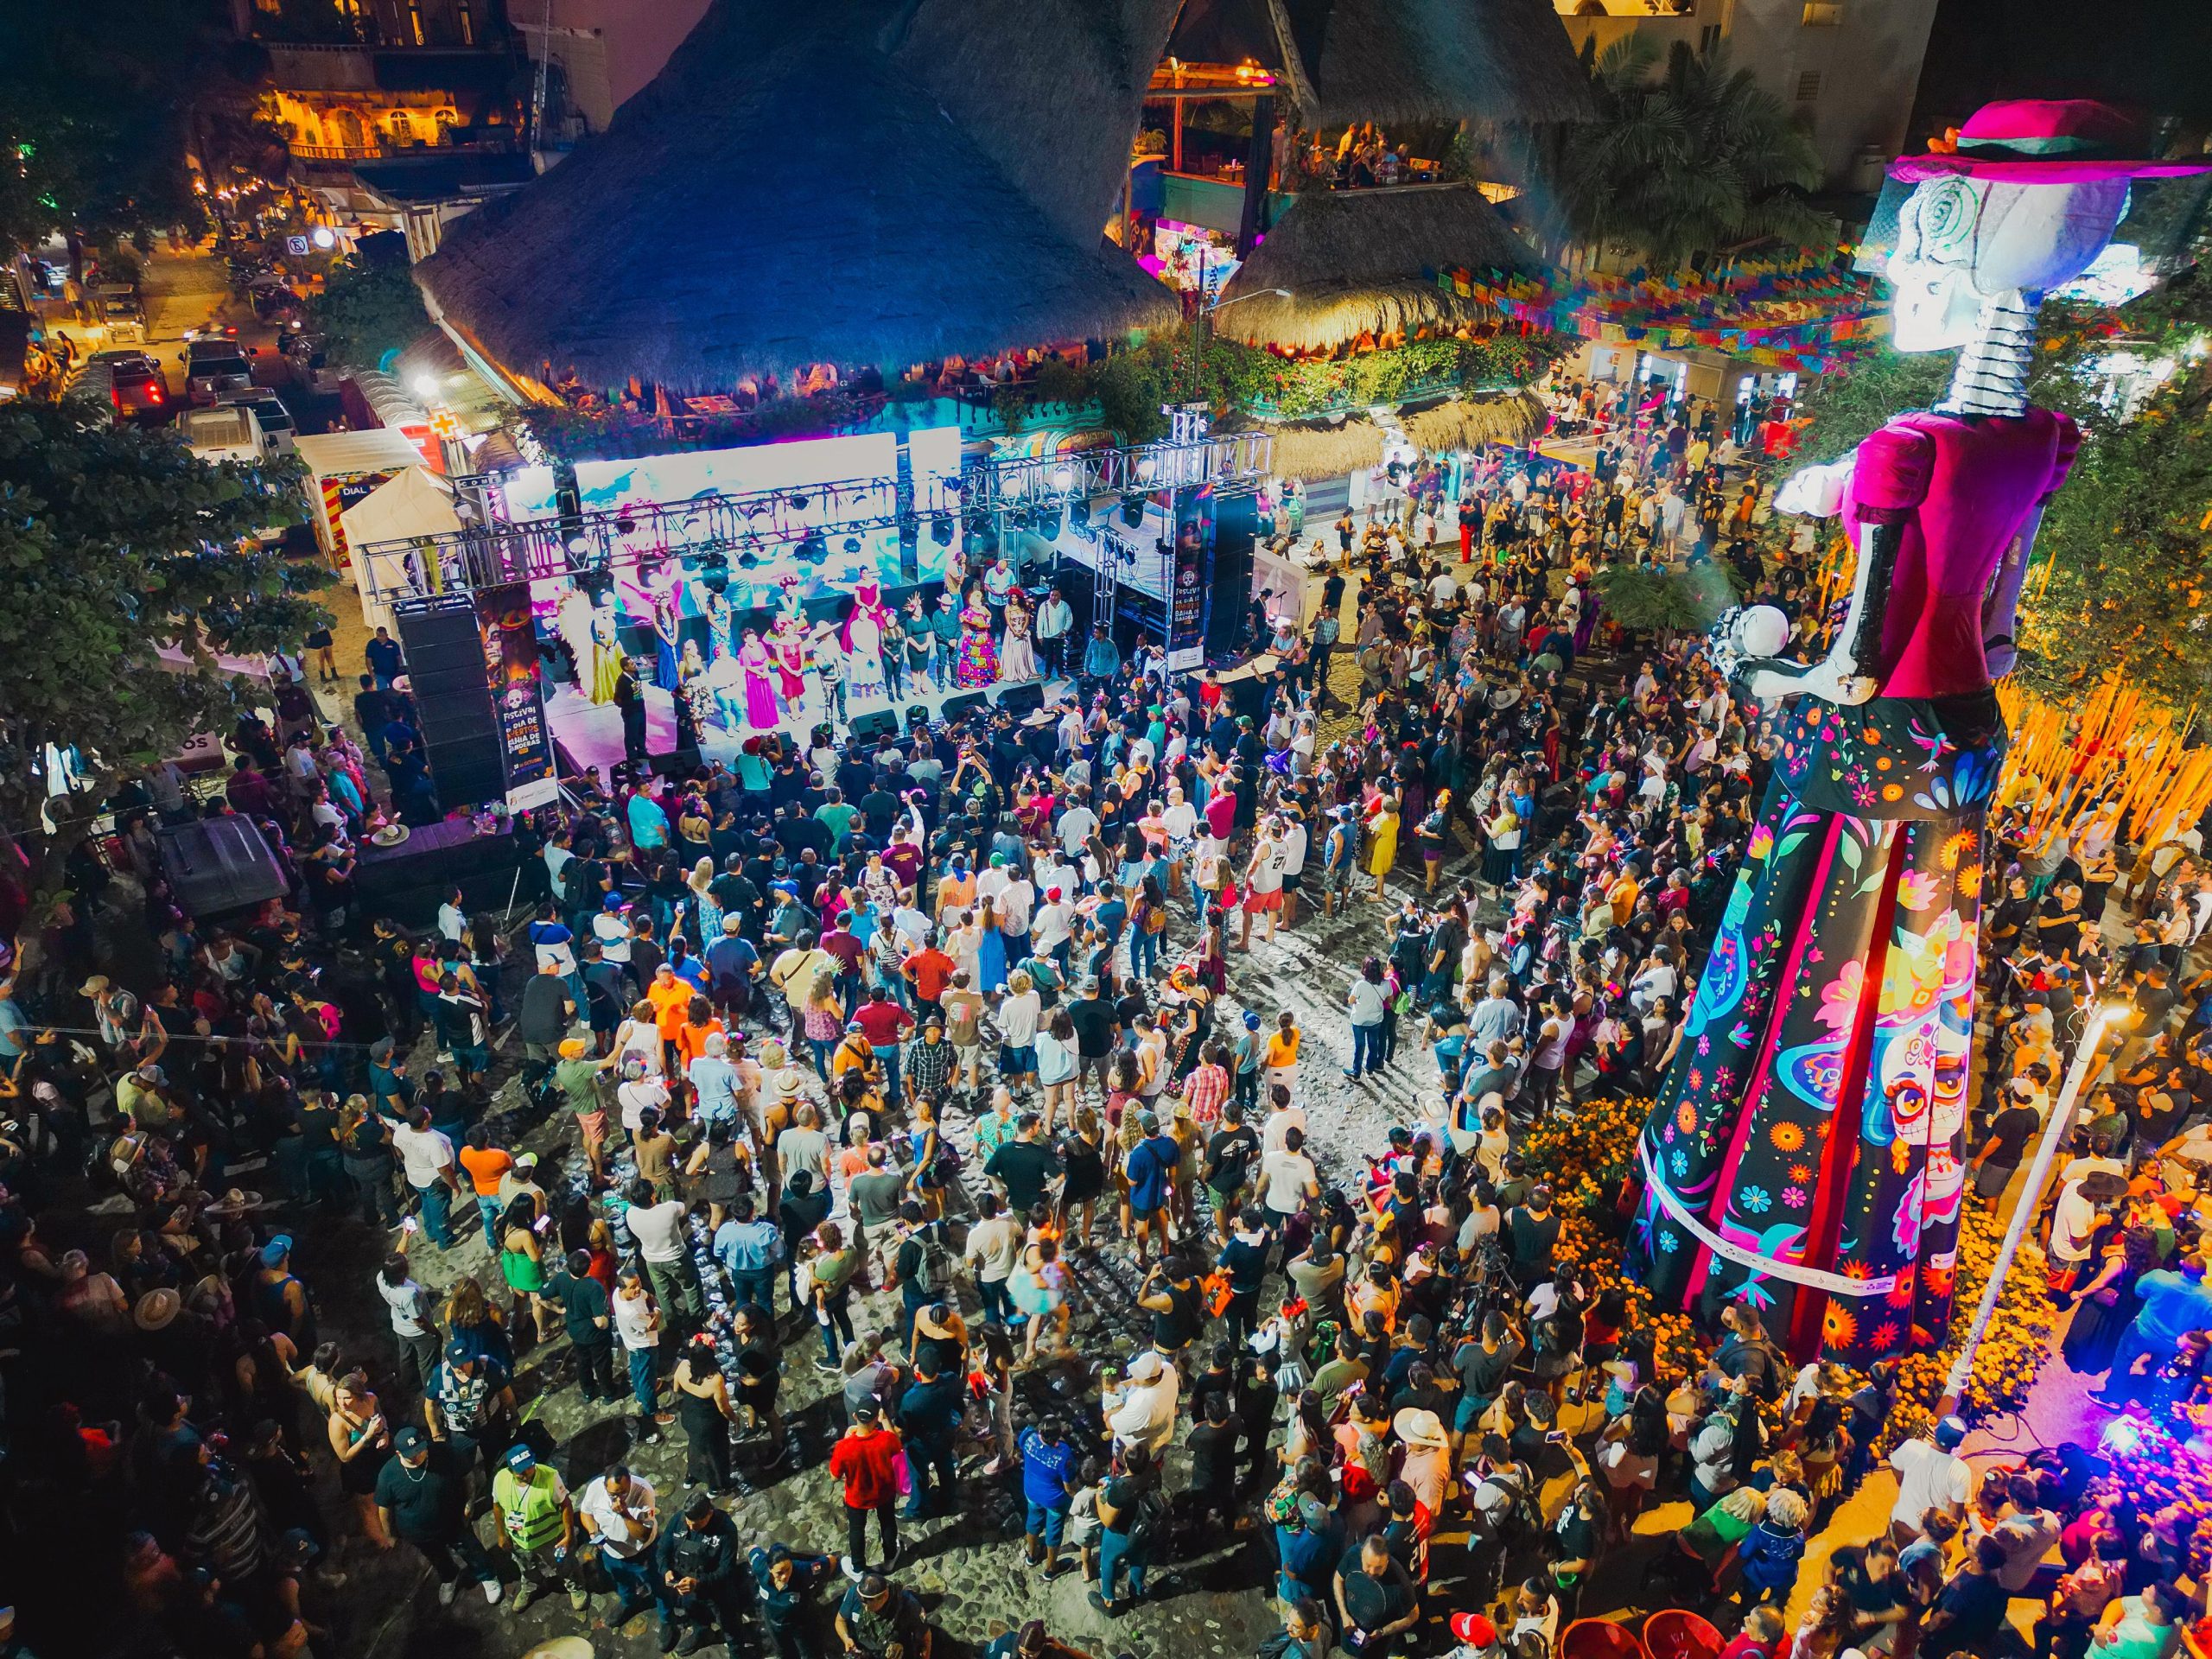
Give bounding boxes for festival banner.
[476,583,559,810]
[1167,520,1206,671]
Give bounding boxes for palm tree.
[1554,37,1827,270]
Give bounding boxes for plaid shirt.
[1183,1062,1230,1126]
[904,1035,954,1102]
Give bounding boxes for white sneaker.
[482,1580,504,1605]
[438,1580,457,1606]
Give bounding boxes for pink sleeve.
[2044,411,2082,500]
[1851,423,1939,527]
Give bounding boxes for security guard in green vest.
[491,1441,581,1612]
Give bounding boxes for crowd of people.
[7,384,2211,1659]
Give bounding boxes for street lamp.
[1938,1001,2124,1412]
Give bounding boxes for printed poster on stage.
[476,583,559,809]
[1168,523,1205,671]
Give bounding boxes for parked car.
[93,283,146,344]
[179,404,265,465]
[84,348,172,422]
[182,338,254,405]
[219,386,296,454]
[277,328,338,391]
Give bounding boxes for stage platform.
[545,671,1073,776]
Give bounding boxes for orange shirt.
[646,976,693,1039]
[457,1145,513,1197]
[675,1016,724,1069]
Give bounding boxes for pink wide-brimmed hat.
[1890,99,2210,184]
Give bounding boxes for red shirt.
[829,1426,905,1509]
[854,1001,914,1050]
[905,948,956,1003]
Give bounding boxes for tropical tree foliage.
[0,404,333,838]
[1554,40,1827,269]
[1595,560,1739,634]
[308,256,434,372]
[0,0,255,256]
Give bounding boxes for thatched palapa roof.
[886,0,1183,250]
[417,0,1178,391]
[1405,391,1546,450]
[1213,182,1544,352]
[1170,0,1590,129]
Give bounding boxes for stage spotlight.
[1050,462,1076,493]
[796,531,826,564]
[576,566,613,603]
[789,492,810,512]
[735,536,762,569]
[1120,493,1146,528]
[943,475,965,498]
[842,537,861,556]
[930,515,953,547]
[696,553,730,594]
[564,534,591,556]
[1134,454,1158,484]
[614,516,638,536]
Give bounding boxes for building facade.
[1559,0,1942,191]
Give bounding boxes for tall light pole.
[1938,1002,2121,1413]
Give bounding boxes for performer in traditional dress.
[1628,100,2202,1364]
[771,616,810,721]
[588,606,624,706]
[676,639,714,734]
[900,596,934,698]
[954,585,1000,688]
[736,628,780,731]
[644,567,683,691]
[1000,591,1038,683]
[839,570,893,705]
[703,591,736,664]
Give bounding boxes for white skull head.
[1886,175,2131,351]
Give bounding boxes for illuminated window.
[458,3,474,44]
[1801,2,1843,22]
[409,4,425,44]
[1796,70,1823,100]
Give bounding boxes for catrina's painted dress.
[1628,407,2079,1364]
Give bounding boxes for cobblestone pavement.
[293,581,1634,1656]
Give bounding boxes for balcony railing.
[289,137,521,162]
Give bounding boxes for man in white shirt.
[998,874,1034,950]
[1057,798,1101,857]
[1261,1127,1319,1218]
[437,887,467,944]
[390,1109,461,1249]
[1887,1415,1972,1545]
[576,1465,659,1620]
[1103,1349,1180,1455]
[1031,887,1072,960]
[963,1191,1025,1327]
[611,1269,666,1432]
[1241,823,1286,950]
[625,1178,702,1324]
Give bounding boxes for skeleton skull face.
[1886,175,2131,351]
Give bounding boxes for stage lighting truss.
[354,432,1270,602]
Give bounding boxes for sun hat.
[1891,99,2212,183]
[134,1288,181,1332]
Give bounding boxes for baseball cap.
[259,1235,293,1266]
[445,1339,474,1363]
[1934,1414,1969,1448]
[1452,1614,1499,1647]
[393,1426,427,1455]
[503,1443,537,1472]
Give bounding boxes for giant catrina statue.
[1629,102,2209,1362]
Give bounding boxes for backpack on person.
[912,1231,953,1297]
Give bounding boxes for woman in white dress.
[838,571,893,703]
[999,592,1038,683]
